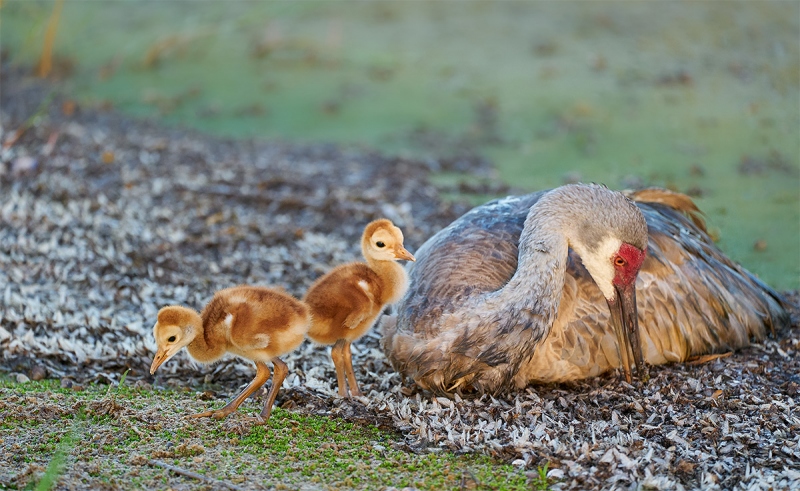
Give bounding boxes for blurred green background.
[2,1,798,290]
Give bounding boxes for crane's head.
[361,219,416,263]
[150,306,200,374]
[563,184,649,383]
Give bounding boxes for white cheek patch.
[224,313,234,329]
[357,280,371,294]
[576,236,621,301]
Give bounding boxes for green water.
[2,1,798,290]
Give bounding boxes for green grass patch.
[1,378,535,490]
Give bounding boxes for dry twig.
[36,0,65,78]
[147,459,247,491]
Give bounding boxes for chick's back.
[204,286,310,356]
[304,263,384,344]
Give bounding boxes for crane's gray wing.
[396,192,545,338]
[384,192,543,392]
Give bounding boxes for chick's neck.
[185,312,226,363]
[365,256,409,305]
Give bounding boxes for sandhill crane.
[382,184,791,395]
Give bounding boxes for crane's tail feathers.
[638,190,791,347]
[739,269,793,337]
[692,231,793,339]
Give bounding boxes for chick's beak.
[150,347,175,375]
[394,246,416,262]
[606,282,646,383]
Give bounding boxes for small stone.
[132,380,152,390]
[30,365,47,381]
[62,100,77,116]
[60,378,74,389]
[11,156,38,176]
[197,390,216,401]
[674,459,696,476]
[15,373,30,383]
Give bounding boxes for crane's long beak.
[394,246,416,262]
[150,347,178,375]
[606,282,646,383]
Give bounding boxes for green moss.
[1,378,534,490]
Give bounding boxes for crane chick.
[150,285,310,424]
[304,219,415,398]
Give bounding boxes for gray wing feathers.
[398,194,539,336]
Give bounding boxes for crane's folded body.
[382,185,791,396]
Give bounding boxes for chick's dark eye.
[376,241,385,248]
[168,336,176,343]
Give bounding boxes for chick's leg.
[330,339,349,398]
[188,361,271,420]
[259,357,288,424]
[342,340,363,397]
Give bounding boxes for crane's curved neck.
[486,198,573,338]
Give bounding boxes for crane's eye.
[614,257,626,267]
[376,241,385,248]
[168,336,176,343]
